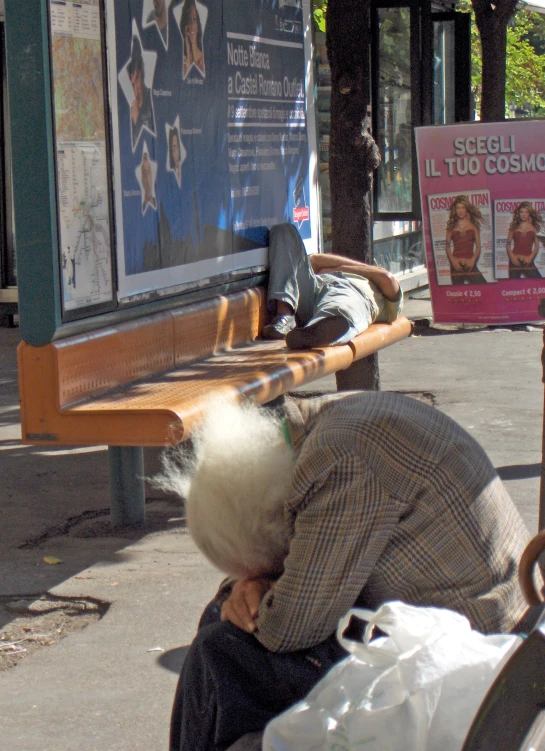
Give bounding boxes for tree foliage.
[316,0,545,118]
[506,12,545,115]
[313,0,327,32]
[459,0,545,117]
[524,13,545,54]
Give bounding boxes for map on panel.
[50,0,114,313]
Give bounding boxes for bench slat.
[55,312,175,407]
[67,340,355,444]
[18,316,412,447]
[172,287,266,365]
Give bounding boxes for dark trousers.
[170,599,545,751]
[267,223,374,342]
[509,262,542,279]
[450,264,488,285]
[169,601,346,751]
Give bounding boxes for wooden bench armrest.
[519,530,545,606]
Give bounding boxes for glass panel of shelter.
[433,19,456,125]
[370,1,469,278]
[376,6,413,215]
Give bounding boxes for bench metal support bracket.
[108,446,146,526]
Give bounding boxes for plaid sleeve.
[254,449,402,653]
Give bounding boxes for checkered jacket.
[255,391,530,652]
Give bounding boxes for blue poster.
[106,0,314,302]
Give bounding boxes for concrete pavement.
[0,292,544,750]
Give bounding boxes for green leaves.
[313,0,327,32]
[506,13,545,116]
[459,0,545,117]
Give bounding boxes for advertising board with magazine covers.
[415,120,545,324]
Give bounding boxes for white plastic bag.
[263,601,521,751]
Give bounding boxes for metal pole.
[108,446,146,527]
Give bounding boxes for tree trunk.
[326,0,381,390]
[326,0,379,261]
[472,0,518,122]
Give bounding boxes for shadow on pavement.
[497,463,541,481]
[158,645,190,674]
[412,321,545,337]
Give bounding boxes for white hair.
[154,398,295,578]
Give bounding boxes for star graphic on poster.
[173,0,208,79]
[165,116,187,188]
[135,143,158,215]
[142,0,173,51]
[118,21,158,151]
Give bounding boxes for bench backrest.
[49,287,266,408]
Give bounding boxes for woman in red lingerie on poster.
[445,195,487,285]
[506,201,542,279]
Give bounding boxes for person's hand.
[220,577,273,633]
[451,259,464,272]
[131,98,139,125]
[519,258,527,267]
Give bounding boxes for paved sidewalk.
[0,292,544,750]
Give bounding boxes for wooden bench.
[18,286,412,524]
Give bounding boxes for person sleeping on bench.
[261,223,403,349]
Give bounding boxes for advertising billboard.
[415,120,545,324]
[105,0,318,304]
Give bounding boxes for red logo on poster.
[293,206,309,223]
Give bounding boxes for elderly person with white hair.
[161,391,532,751]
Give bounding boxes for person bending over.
[262,223,403,348]
[158,392,532,751]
